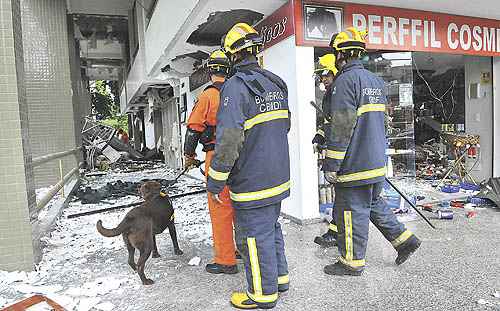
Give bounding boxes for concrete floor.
[110,207,500,311]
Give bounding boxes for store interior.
[314,48,494,213]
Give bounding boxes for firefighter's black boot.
[313,229,337,247]
[205,263,238,274]
[395,235,421,265]
[323,262,363,276]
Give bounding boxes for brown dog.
[96,181,183,285]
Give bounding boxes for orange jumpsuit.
[186,77,236,266]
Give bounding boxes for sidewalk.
[110,208,500,311]
[1,165,499,310]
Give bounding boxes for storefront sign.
[255,1,294,50]
[346,4,500,57]
[295,1,500,57]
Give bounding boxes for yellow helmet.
[314,54,338,76]
[207,49,230,75]
[222,23,262,55]
[330,27,368,52]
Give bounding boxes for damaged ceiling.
[187,9,264,46]
[149,0,287,79]
[73,15,128,81]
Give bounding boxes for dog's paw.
[175,249,184,255]
[152,252,161,258]
[143,279,154,285]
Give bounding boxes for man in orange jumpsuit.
[183,50,238,274]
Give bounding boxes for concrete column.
[0,0,36,271]
[262,36,320,221]
[464,56,493,181]
[493,57,500,178]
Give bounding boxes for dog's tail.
[96,217,130,237]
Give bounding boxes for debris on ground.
[477,299,488,305]
[474,177,500,208]
[1,295,67,311]
[188,257,201,266]
[466,211,477,218]
[0,163,211,310]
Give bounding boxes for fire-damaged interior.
[314,48,493,213]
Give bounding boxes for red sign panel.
[345,4,500,57]
[256,1,295,50]
[295,0,500,57]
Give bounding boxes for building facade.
[0,0,127,271]
[122,0,500,222]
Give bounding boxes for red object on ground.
[1,295,66,311]
[451,201,464,208]
[422,204,434,212]
[467,211,477,218]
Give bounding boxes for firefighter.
[322,27,421,276]
[183,50,238,275]
[206,23,290,309]
[312,54,339,248]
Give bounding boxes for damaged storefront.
[129,0,500,221]
[241,1,500,220]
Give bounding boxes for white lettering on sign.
[448,23,459,49]
[483,27,495,51]
[399,18,410,46]
[411,19,422,47]
[430,21,441,48]
[423,20,429,48]
[260,17,287,46]
[473,26,482,51]
[352,13,500,53]
[460,24,472,50]
[353,15,443,48]
[368,15,382,44]
[384,17,397,45]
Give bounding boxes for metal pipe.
[385,177,437,230]
[32,147,81,167]
[36,163,82,210]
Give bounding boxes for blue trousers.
[234,202,288,304]
[334,181,414,270]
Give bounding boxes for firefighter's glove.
[208,192,223,204]
[324,171,339,184]
[312,133,326,145]
[184,155,199,170]
[312,134,326,153]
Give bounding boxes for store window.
[314,48,493,213]
[411,53,492,183]
[412,53,465,144]
[364,52,415,179]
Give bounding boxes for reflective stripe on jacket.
[323,60,386,187]
[207,59,291,209]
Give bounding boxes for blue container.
[460,182,480,191]
[468,197,492,206]
[441,185,460,193]
[439,201,451,208]
[319,203,334,214]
